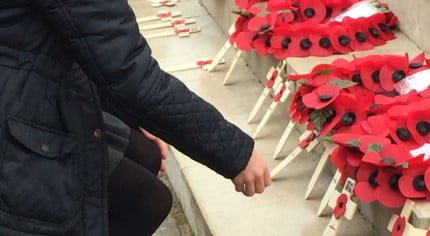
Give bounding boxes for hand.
[232,150,271,197]
[139,128,168,172]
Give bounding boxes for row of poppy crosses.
[229,0,398,59]
[288,52,430,209]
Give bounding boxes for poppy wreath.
[288,53,430,208]
[230,0,398,59]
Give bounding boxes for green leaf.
[320,135,333,142]
[295,79,307,85]
[346,140,360,148]
[368,143,383,152]
[315,68,333,76]
[310,107,334,131]
[328,79,358,89]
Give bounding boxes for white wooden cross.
[318,170,341,216]
[387,200,430,236]
[305,142,337,199]
[151,0,179,8]
[253,81,291,139]
[248,60,287,123]
[206,24,236,72]
[272,120,296,159]
[136,10,182,23]
[322,178,357,236]
[270,130,319,178]
[164,58,226,73]
[144,27,201,39]
[139,18,196,31]
[222,50,243,85]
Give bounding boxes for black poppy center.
[388,174,402,191]
[265,37,271,47]
[304,8,315,18]
[369,28,380,38]
[281,38,291,49]
[319,95,332,101]
[371,70,380,83]
[392,70,406,83]
[368,170,379,188]
[260,24,271,31]
[378,23,389,32]
[416,121,430,135]
[325,7,333,18]
[252,34,259,41]
[300,38,312,49]
[292,2,299,7]
[396,128,411,141]
[355,32,367,42]
[413,174,426,191]
[298,102,306,111]
[338,35,350,46]
[352,73,362,84]
[409,62,423,69]
[341,112,356,126]
[319,37,331,48]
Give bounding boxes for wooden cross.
[144,27,201,39]
[322,178,357,236]
[270,130,319,178]
[272,120,296,159]
[387,200,430,236]
[164,58,226,73]
[253,81,291,139]
[206,24,236,72]
[139,18,196,31]
[136,10,182,23]
[317,170,341,216]
[305,142,337,199]
[222,50,243,85]
[248,60,287,123]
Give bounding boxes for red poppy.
[360,115,390,137]
[391,216,406,236]
[235,0,260,10]
[354,163,379,203]
[254,33,272,56]
[399,166,430,199]
[332,58,356,74]
[388,118,419,148]
[320,93,367,135]
[333,193,348,219]
[344,17,375,52]
[230,16,250,44]
[235,31,258,51]
[329,24,352,54]
[360,61,384,92]
[368,13,395,41]
[409,52,428,74]
[302,84,340,109]
[375,167,406,208]
[288,26,314,57]
[270,28,292,59]
[247,13,277,33]
[308,26,335,56]
[267,0,293,12]
[300,0,327,24]
[358,135,391,154]
[380,55,409,91]
[362,144,411,167]
[330,146,358,180]
[406,109,430,145]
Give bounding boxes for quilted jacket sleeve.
[32,0,254,178]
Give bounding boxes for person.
[0,0,271,235]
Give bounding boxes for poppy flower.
[234,0,260,10]
[309,64,342,86]
[375,167,406,208]
[360,61,384,92]
[267,0,292,12]
[333,193,348,219]
[247,13,277,33]
[406,109,430,145]
[408,52,428,74]
[288,25,315,57]
[388,118,419,148]
[254,33,272,56]
[330,146,358,181]
[390,216,406,236]
[399,166,430,199]
[235,31,258,51]
[354,163,379,203]
[344,17,374,52]
[229,16,250,44]
[358,135,391,154]
[329,24,352,54]
[320,93,367,135]
[360,115,390,137]
[362,144,411,167]
[368,13,395,41]
[270,28,292,59]
[300,0,327,24]
[365,17,387,47]
[380,55,409,91]
[302,84,340,109]
[308,26,335,56]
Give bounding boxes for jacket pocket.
[0,116,81,224]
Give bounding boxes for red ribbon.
[174,28,190,35]
[196,60,213,67]
[156,11,172,18]
[273,84,287,102]
[172,19,186,25]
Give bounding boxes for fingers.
[254,176,265,194]
[263,168,272,187]
[155,139,168,160]
[234,182,245,193]
[244,179,256,196]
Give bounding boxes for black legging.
[108,129,173,236]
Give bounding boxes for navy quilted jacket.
[0,0,254,234]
